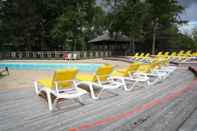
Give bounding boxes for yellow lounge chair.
[111,62,144,91]
[180,51,193,61]
[177,50,185,56]
[133,62,171,84]
[129,53,140,61]
[138,53,150,61]
[135,52,145,59]
[149,60,171,79]
[155,51,163,58]
[112,60,172,91]
[112,62,141,77]
[193,52,197,60]
[34,68,88,111]
[151,59,176,73]
[168,52,177,60]
[76,65,122,99]
[130,52,139,58]
[163,51,170,58]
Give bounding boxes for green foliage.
[193,28,197,42]
[173,34,197,49]
[0,0,196,52]
[51,0,105,51]
[191,28,197,49]
[105,0,150,53]
[0,0,69,51]
[165,26,197,50]
[104,0,186,53]
[0,0,105,51]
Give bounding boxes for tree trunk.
[73,38,76,51]
[129,39,132,55]
[132,37,135,54]
[129,37,135,55]
[152,30,156,55]
[152,19,158,55]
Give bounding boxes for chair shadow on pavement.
[0,67,9,79]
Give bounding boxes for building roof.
[88,32,130,43]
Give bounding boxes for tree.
[192,28,197,50]
[105,0,149,54]
[0,0,70,51]
[146,0,184,54]
[51,0,105,51]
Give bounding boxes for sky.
[97,0,197,35]
[178,0,197,34]
[179,0,197,21]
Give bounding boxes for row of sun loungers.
[34,58,176,111]
[129,50,197,62]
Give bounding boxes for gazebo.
[88,32,130,56]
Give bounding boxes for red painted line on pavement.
[68,78,197,131]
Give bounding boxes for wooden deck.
[0,68,197,131]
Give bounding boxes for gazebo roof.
[88,32,130,43]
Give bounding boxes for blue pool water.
[0,63,102,72]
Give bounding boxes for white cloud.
[179,21,197,35]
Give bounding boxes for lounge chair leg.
[34,81,39,94]
[145,81,150,89]
[53,98,61,110]
[121,78,128,91]
[130,81,138,91]
[96,88,105,99]
[89,83,99,100]
[46,91,53,111]
[77,97,85,105]
[124,80,137,91]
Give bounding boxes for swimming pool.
[0,63,102,72]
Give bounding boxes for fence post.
[109,51,112,57]
[105,51,108,57]
[18,52,22,59]
[47,51,52,58]
[89,51,93,59]
[11,52,16,59]
[100,51,104,58]
[84,51,87,59]
[95,51,99,58]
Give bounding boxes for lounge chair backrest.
[192,52,197,56]
[133,53,139,57]
[151,61,161,69]
[96,65,113,81]
[177,50,184,56]
[144,53,150,57]
[127,62,141,74]
[52,68,78,88]
[139,53,145,57]
[185,51,192,56]
[136,64,152,73]
[170,52,176,56]
[157,52,163,56]
[164,52,170,56]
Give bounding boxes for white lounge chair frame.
[34,80,87,111]
[112,73,150,91]
[76,74,123,100]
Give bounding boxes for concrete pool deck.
[0,59,129,89]
[0,59,197,131]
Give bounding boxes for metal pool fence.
[0,51,113,60]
